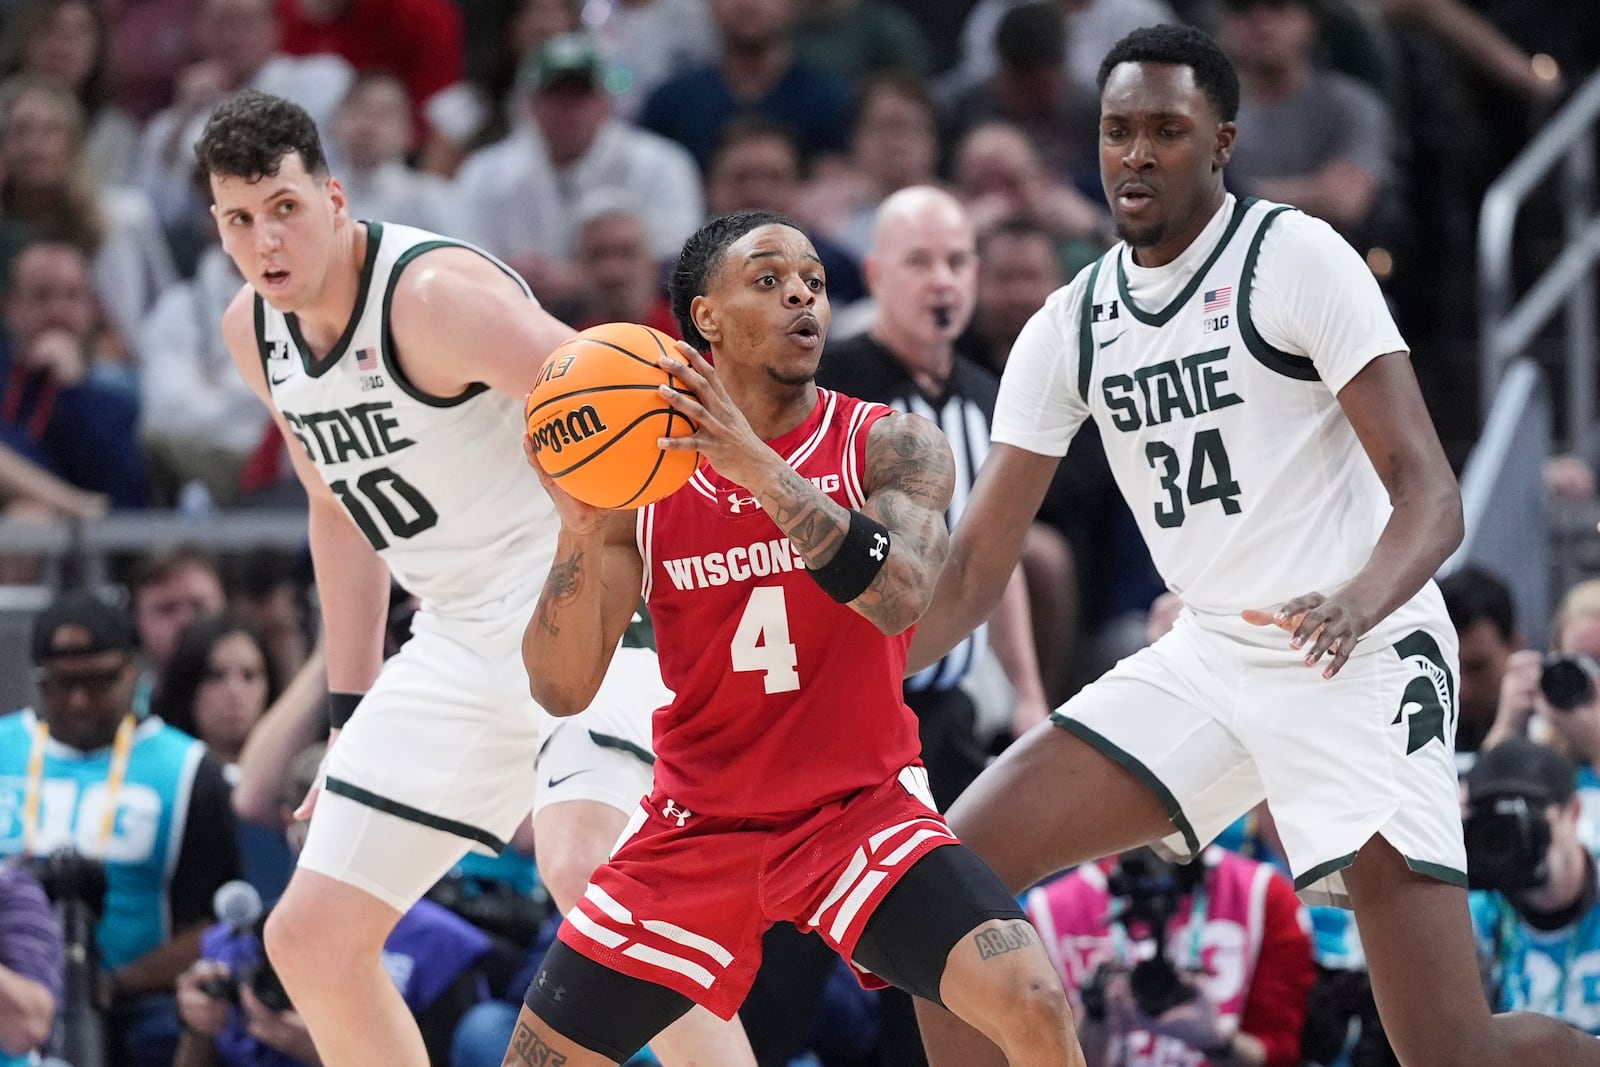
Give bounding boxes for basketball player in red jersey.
[501,210,1086,1067]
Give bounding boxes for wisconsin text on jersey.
[660,535,807,590]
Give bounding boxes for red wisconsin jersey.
[638,389,923,817]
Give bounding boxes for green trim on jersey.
[1237,207,1320,382]
[589,731,655,767]
[1116,197,1253,327]
[1294,850,1358,893]
[1051,713,1200,856]
[1076,254,1110,403]
[253,292,272,377]
[623,602,656,650]
[379,237,535,409]
[285,221,385,377]
[323,774,507,852]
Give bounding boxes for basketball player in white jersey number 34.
[909,24,1600,1067]
[197,90,754,1067]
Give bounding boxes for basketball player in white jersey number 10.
[196,90,753,1067]
[909,24,1600,1067]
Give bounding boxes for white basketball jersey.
[256,222,559,616]
[994,197,1411,618]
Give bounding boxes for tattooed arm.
[738,411,954,635]
[520,461,643,715]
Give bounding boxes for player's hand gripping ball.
[524,322,699,508]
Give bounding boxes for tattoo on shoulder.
[509,1021,569,1066]
[973,921,1037,961]
[866,414,954,508]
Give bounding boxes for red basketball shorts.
[556,763,958,1018]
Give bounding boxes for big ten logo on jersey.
[1201,286,1232,334]
[725,473,841,515]
[355,346,385,391]
[0,777,162,862]
[283,401,415,467]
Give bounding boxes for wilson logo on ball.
[528,405,609,455]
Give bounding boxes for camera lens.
[1540,654,1596,712]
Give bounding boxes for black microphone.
[213,880,263,935]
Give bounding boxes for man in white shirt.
[451,32,703,316]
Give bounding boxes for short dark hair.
[195,89,328,183]
[128,544,219,598]
[1096,24,1240,123]
[996,2,1065,71]
[1439,564,1517,643]
[670,210,798,351]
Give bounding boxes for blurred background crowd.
[0,0,1598,1065]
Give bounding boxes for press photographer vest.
[0,710,205,969]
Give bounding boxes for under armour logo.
[728,492,760,514]
[660,799,692,826]
[868,533,888,561]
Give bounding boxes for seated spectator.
[276,0,465,149]
[100,0,201,124]
[704,117,865,309]
[328,73,453,232]
[0,860,62,1065]
[0,0,139,187]
[137,239,269,507]
[944,1,1101,190]
[0,75,177,349]
[1440,563,1522,771]
[0,590,242,1067]
[581,0,718,123]
[126,0,352,272]
[152,613,282,770]
[1027,847,1314,1067]
[791,0,932,83]
[1466,740,1600,1033]
[950,121,1107,278]
[967,215,1065,376]
[1484,578,1600,854]
[798,70,941,261]
[452,32,703,318]
[1219,0,1395,241]
[0,238,145,509]
[128,544,228,711]
[637,0,854,170]
[941,0,1179,102]
[569,194,680,337]
[176,744,492,1067]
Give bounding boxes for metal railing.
[1479,69,1600,459]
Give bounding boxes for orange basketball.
[524,322,699,509]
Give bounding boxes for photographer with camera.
[1025,847,1313,1067]
[176,744,494,1067]
[1483,579,1600,854]
[1465,740,1600,1032]
[0,860,63,1067]
[0,590,243,1067]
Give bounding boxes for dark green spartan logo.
[1391,631,1456,754]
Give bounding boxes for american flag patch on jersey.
[1203,287,1232,312]
[356,347,378,371]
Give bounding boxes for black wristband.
[327,691,364,730]
[806,510,892,603]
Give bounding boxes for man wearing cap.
[0,590,242,1067]
[451,32,704,318]
[1466,740,1600,1033]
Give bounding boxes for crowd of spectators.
[1,0,1599,1064]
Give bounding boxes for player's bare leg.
[915,725,1173,1066]
[1345,835,1600,1066]
[264,870,425,1067]
[937,916,1087,1066]
[534,800,757,1066]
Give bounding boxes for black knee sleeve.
[523,939,695,1062]
[850,843,1027,1007]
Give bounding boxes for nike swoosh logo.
[1098,334,1124,350]
[546,770,590,789]
[268,373,290,385]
